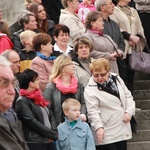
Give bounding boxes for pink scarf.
[89,29,103,36]
[20,89,50,107]
[53,76,78,94]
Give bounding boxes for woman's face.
[54,30,69,46]
[119,0,131,5]
[77,43,90,59]
[91,17,104,31]
[62,61,76,76]
[92,68,109,84]
[41,42,53,56]
[31,77,39,90]
[37,5,46,20]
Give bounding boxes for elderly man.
[0,55,29,150]
[95,0,125,53]
[11,11,37,52]
[1,50,20,108]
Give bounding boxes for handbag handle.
[103,34,120,55]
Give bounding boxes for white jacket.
[84,73,135,145]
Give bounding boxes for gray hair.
[1,49,14,60]
[0,55,11,67]
[95,0,107,11]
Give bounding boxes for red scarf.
[53,76,78,94]
[20,89,50,107]
[89,29,103,36]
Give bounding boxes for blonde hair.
[61,0,73,8]
[49,54,72,81]
[20,30,36,46]
[90,58,110,73]
[62,98,81,112]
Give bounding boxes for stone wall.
[0,0,25,25]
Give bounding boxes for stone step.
[135,110,150,120]
[134,72,150,80]
[127,141,150,150]
[129,130,150,142]
[136,100,150,110]
[133,90,150,100]
[134,110,150,130]
[134,80,150,90]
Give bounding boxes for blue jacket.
[56,118,96,150]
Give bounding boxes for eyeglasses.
[0,77,17,88]
[93,71,108,78]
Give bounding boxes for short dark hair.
[32,33,52,52]
[18,69,38,89]
[53,24,70,37]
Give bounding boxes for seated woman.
[53,24,73,56]
[16,69,58,150]
[73,36,93,86]
[43,54,86,126]
[84,11,123,74]
[28,3,55,44]
[31,33,56,92]
[84,58,135,150]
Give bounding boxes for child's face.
[65,105,81,122]
[83,0,92,5]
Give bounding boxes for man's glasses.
[0,77,17,88]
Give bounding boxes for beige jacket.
[84,30,120,74]
[59,9,85,47]
[84,73,135,145]
[110,6,145,58]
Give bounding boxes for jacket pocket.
[76,131,86,148]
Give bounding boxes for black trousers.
[96,140,127,150]
[139,12,150,49]
[27,142,57,150]
[123,54,135,94]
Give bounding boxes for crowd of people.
[0,0,149,149]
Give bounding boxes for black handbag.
[130,116,137,133]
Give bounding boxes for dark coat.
[0,116,29,150]
[16,96,58,142]
[43,82,86,126]
[11,29,24,52]
[103,17,125,52]
[42,0,63,24]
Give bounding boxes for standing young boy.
[56,98,96,150]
